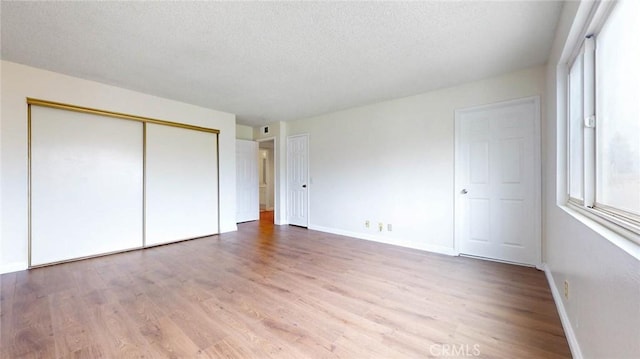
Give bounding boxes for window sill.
[560,203,640,260]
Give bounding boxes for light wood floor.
[1,212,570,358]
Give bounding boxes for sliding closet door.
[30,106,143,266]
[145,123,219,246]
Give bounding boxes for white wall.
[286,66,545,254]
[0,61,237,273]
[266,148,275,209]
[236,124,253,140]
[543,2,640,358]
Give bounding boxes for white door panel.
[236,140,259,223]
[30,106,143,266]
[287,134,309,227]
[455,97,541,266]
[145,124,219,246]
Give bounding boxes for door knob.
[302,184,307,188]
[460,189,468,194]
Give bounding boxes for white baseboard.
[0,261,28,274]
[308,224,457,256]
[542,263,583,359]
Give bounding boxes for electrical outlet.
[365,220,370,228]
[564,280,569,299]
[378,222,384,232]
[387,224,392,231]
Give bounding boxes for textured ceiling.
[1,1,562,126]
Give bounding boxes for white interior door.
[236,140,259,223]
[287,134,309,227]
[455,97,541,266]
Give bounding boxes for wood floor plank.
[140,315,202,357]
[196,338,251,359]
[198,300,294,358]
[0,211,571,358]
[86,301,160,358]
[49,289,96,357]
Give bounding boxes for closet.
[28,99,219,267]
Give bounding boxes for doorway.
[258,138,276,223]
[454,97,541,267]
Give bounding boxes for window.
[567,0,640,240]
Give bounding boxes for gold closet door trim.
[27,104,33,267]
[26,98,220,134]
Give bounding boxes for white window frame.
[564,0,640,244]
[567,44,585,205]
